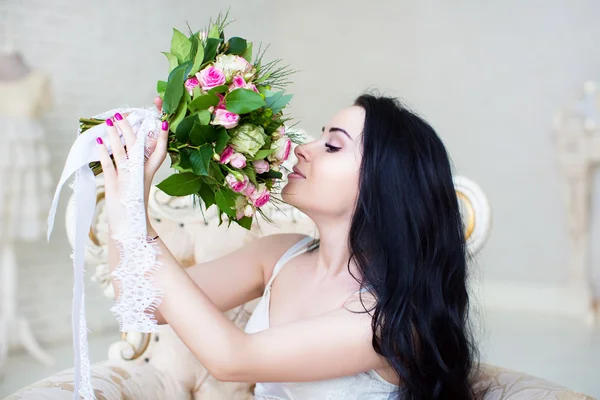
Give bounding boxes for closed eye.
[325,143,341,153]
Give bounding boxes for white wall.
[269,0,600,285]
[6,0,600,345]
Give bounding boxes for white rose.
[214,54,253,78]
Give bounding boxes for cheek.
[311,156,360,204]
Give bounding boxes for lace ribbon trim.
[69,173,95,400]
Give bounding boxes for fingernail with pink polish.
[114,113,123,121]
[162,121,169,131]
[96,137,103,144]
[106,119,114,127]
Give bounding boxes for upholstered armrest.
[4,360,176,400]
[477,364,594,400]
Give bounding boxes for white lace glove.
[95,111,168,332]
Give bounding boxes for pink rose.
[216,94,226,110]
[211,108,240,129]
[229,153,247,169]
[185,77,200,95]
[268,136,292,163]
[252,159,270,174]
[242,183,256,198]
[246,83,259,93]
[219,146,235,164]
[239,57,254,74]
[196,66,226,91]
[250,185,270,208]
[232,75,246,88]
[226,173,249,193]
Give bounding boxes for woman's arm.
[148,231,385,382]
[109,213,307,324]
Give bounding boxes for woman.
[96,94,480,399]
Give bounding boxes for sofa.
[5,176,594,400]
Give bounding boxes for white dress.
[0,71,53,242]
[244,236,403,400]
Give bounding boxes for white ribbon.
[47,106,160,400]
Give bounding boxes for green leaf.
[163,63,187,114]
[263,119,283,135]
[214,128,229,154]
[263,136,272,151]
[156,172,202,196]
[215,190,236,218]
[244,166,258,187]
[236,216,253,230]
[258,170,283,180]
[209,162,225,183]
[190,125,217,145]
[225,37,247,56]
[171,28,192,64]
[196,109,212,125]
[169,96,188,132]
[156,80,168,93]
[257,86,272,96]
[251,148,276,160]
[242,42,253,63]
[202,38,222,64]
[265,91,293,115]
[255,72,272,84]
[175,114,197,143]
[190,40,204,76]
[208,85,229,95]
[198,183,216,209]
[189,32,199,57]
[172,149,193,173]
[162,52,178,73]
[188,93,219,111]
[181,61,194,78]
[225,89,266,114]
[193,86,202,99]
[189,145,213,176]
[208,24,220,39]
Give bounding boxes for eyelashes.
[325,143,341,153]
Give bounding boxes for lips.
[292,166,305,178]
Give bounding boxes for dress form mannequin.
[0,43,55,376]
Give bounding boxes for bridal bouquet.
[46,14,299,400]
[78,14,299,229]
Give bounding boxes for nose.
[294,142,309,162]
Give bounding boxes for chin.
[281,184,302,208]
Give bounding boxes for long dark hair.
[328,94,479,399]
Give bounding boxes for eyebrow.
[321,126,352,140]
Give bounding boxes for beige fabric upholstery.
[8,299,594,400]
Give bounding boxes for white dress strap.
[265,236,313,292]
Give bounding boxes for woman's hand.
[146,96,168,180]
[95,111,168,232]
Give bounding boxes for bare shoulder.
[254,233,313,283]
